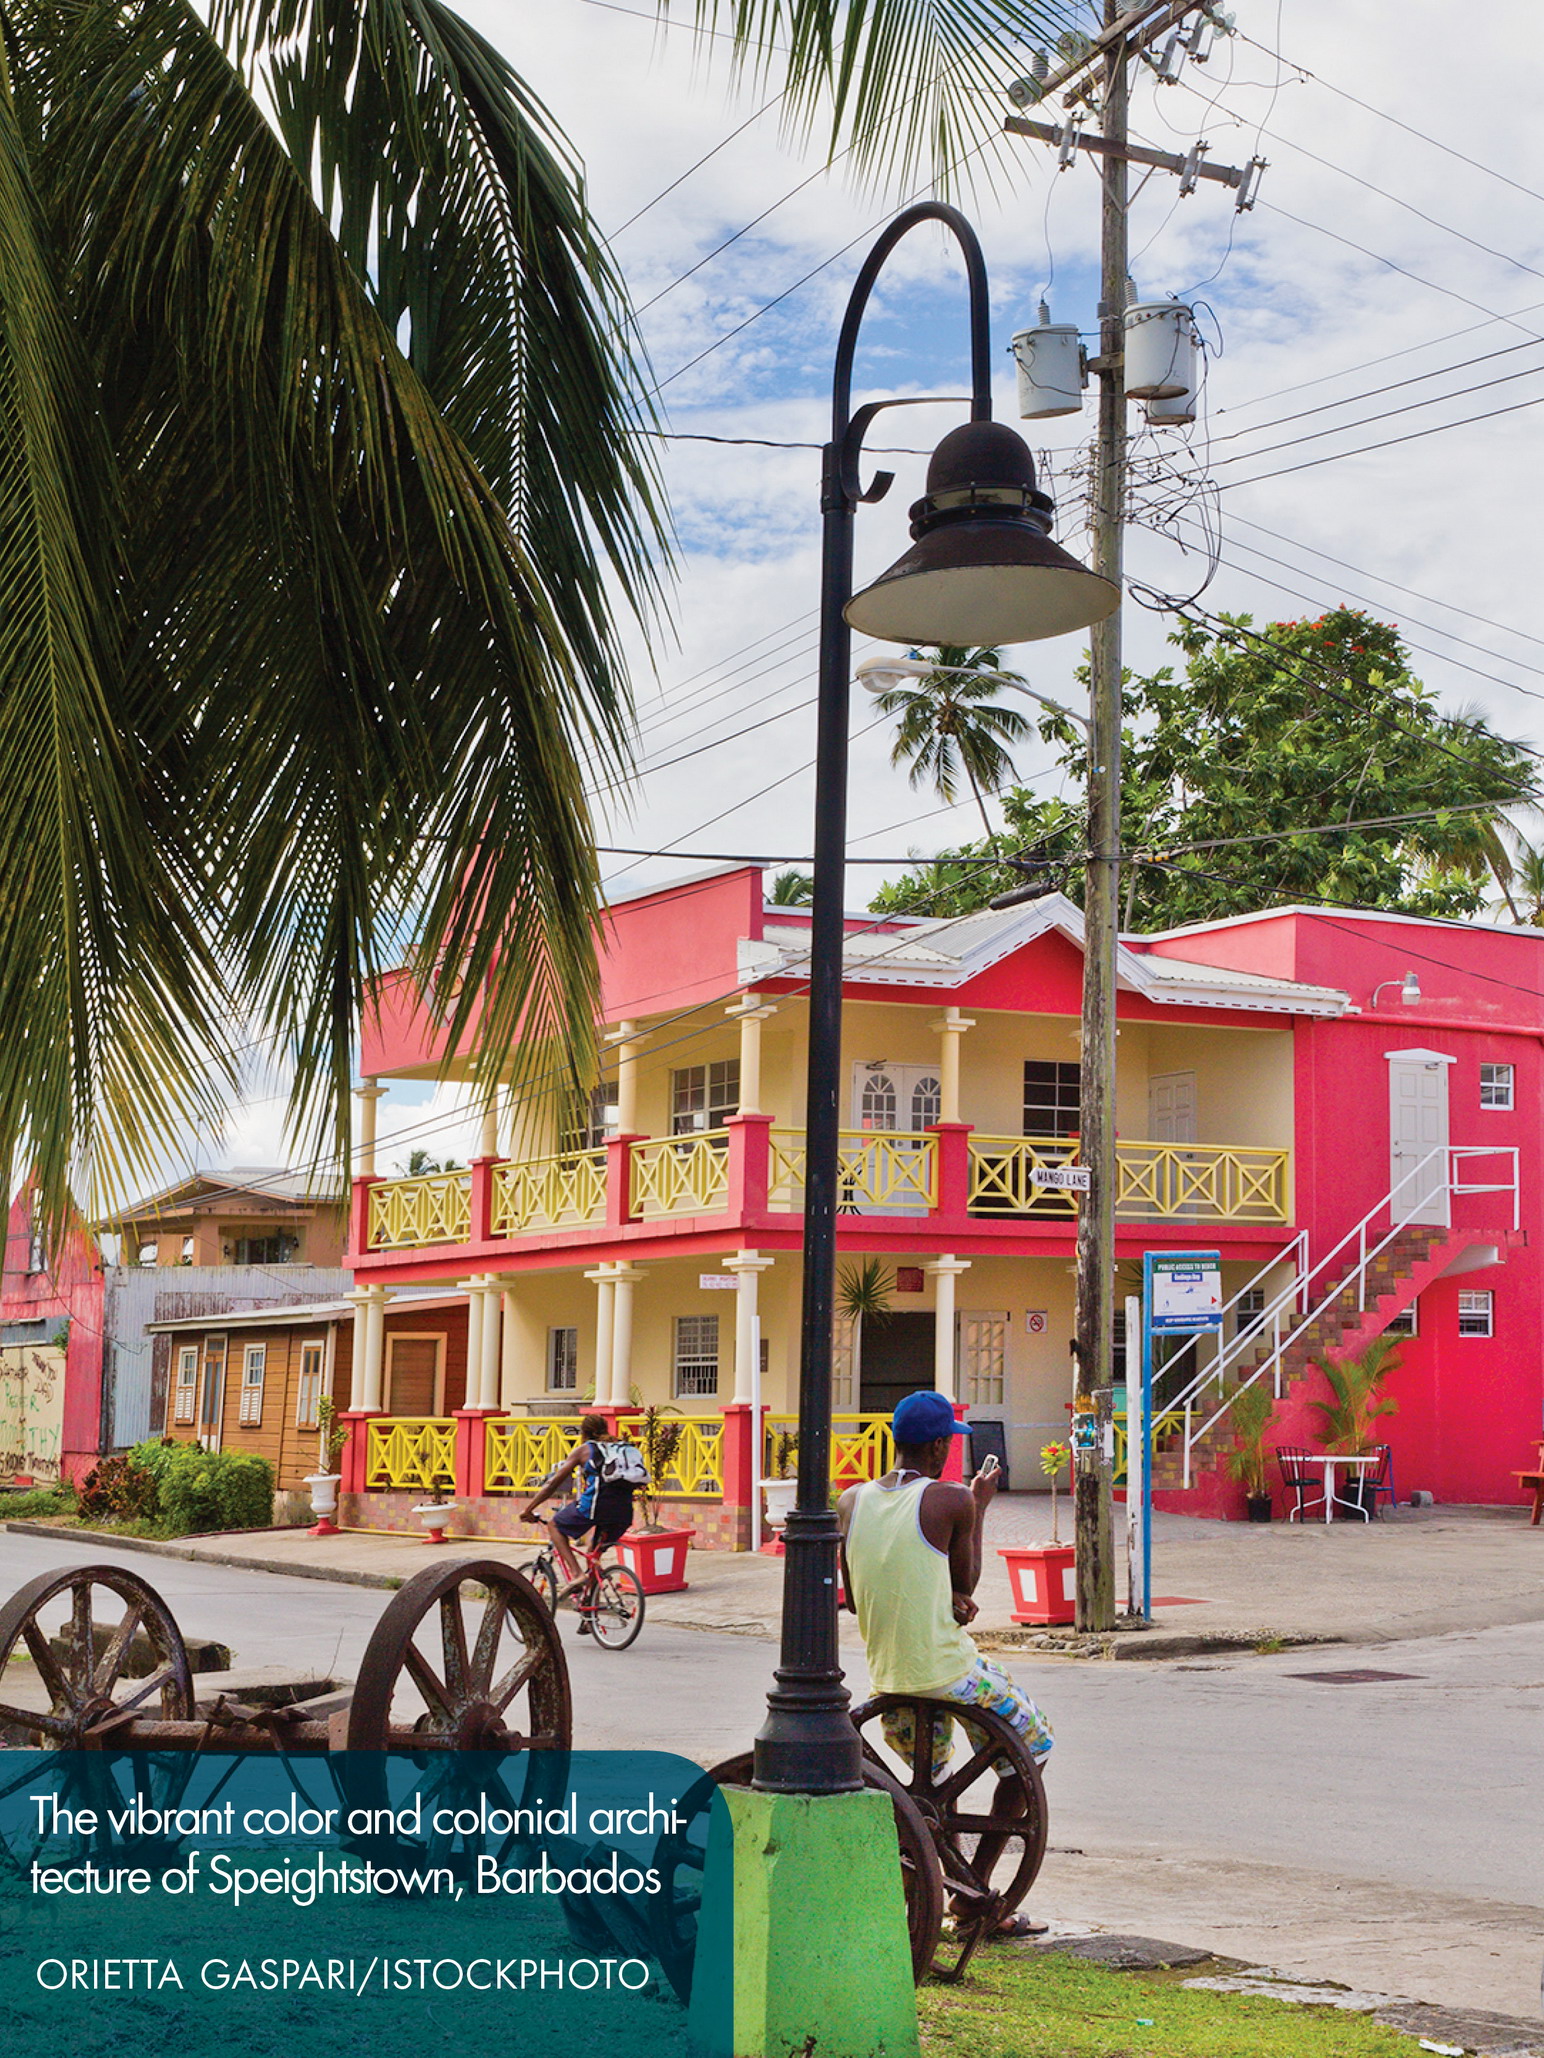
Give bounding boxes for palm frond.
[675,1,1091,195]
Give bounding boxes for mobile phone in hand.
[976,1453,1001,1480]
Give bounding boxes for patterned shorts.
[879,1659,1054,1779]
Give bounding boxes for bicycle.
[519,1516,645,1651]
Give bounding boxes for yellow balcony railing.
[770,1130,936,1213]
[482,1415,724,1501]
[491,1149,606,1235]
[484,1417,582,1494]
[365,1416,456,1491]
[1112,1407,1186,1486]
[968,1137,1289,1224]
[650,1417,725,1500]
[1115,1141,1290,1222]
[764,1412,895,1489]
[367,1170,473,1249]
[631,1130,731,1217]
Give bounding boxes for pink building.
[339,869,1533,1541]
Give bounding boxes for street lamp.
[752,200,1117,1801]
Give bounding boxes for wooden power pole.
[1072,0,1129,1635]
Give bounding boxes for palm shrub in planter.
[1309,1335,1400,1515]
[1222,1380,1276,1521]
[614,1406,692,1594]
[634,1405,684,1532]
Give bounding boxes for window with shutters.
[547,1326,579,1392]
[173,1346,199,1425]
[238,1342,267,1425]
[959,1312,1007,1406]
[832,1314,856,1409]
[295,1341,325,1429]
[673,1315,720,1397]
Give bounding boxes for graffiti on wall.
[0,1345,64,1482]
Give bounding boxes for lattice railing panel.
[769,1131,935,1212]
[367,1172,473,1249]
[631,1131,731,1217]
[364,1417,457,1491]
[483,1419,583,1494]
[491,1150,606,1234]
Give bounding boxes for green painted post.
[688,1786,920,2057]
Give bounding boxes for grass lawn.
[918,1948,1430,2057]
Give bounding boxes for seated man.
[521,1413,636,1625]
[838,1387,1053,1938]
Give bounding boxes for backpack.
[597,1438,648,1489]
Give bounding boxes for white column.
[459,1276,484,1409]
[726,996,776,1115]
[499,1285,521,1407]
[478,1094,500,1160]
[610,1264,640,1406]
[586,1266,616,1406]
[362,1285,388,1412]
[931,1009,975,1125]
[926,1256,971,1400]
[724,1250,774,1403]
[609,1022,641,1135]
[477,1274,501,1408]
[354,1080,385,1176]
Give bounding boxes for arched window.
[860,1069,898,1131]
[910,1075,942,1130]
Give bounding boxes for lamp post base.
[688,1785,919,2058]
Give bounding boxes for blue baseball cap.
[891,1390,969,1446]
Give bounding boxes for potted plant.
[1223,1380,1276,1521]
[762,1426,800,1536]
[1309,1336,1400,1516]
[1000,1440,1076,1626]
[304,1395,350,1537]
[612,1406,694,1594]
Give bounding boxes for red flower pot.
[999,1543,1076,1625]
[614,1529,694,1594]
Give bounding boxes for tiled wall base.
[341,1491,751,1551]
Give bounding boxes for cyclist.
[521,1413,637,1622]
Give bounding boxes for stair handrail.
[1176,1143,1518,1484]
[1145,1235,1307,1417]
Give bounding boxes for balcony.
[353,1117,1291,1258]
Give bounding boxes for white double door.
[850,1061,941,1215]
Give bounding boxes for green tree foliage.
[871,612,1536,927]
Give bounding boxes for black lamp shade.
[845,419,1119,645]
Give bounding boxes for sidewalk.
[10,1492,1544,1656]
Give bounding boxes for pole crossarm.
[1004,114,1250,189]
[1017,0,1201,109]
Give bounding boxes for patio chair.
[1277,1445,1320,1522]
[1367,1442,1397,1516]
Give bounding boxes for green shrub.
[125,1438,274,1535]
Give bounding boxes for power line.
[1210,385,1544,490]
[1203,359,1544,472]
[613,93,784,237]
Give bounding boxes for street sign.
[1033,1164,1091,1192]
[1147,1250,1223,1334]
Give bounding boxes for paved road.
[3,1532,1539,2019]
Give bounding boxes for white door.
[850,1062,940,1214]
[1148,1071,1196,1143]
[1388,1050,1453,1226]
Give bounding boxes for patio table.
[1288,1452,1379,1525]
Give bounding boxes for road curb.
[3,1521,403,1590]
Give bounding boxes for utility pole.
[1003,1,1262,1635]
[1071,0,1129,1635]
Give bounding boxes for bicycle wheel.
[588,1564,645,1650]
[528,1554,561,1616]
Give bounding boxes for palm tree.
[769,870,816,906]
[0,0,1078,1222]
[872,646,1032,845]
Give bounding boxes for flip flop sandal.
[987,1915,1049,1940]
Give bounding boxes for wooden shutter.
[386,1337,441,1415]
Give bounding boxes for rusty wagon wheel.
[343,1558,571,1755]
[649,1748,944,2003]
[852,1693,1048,1980]
[0,1563,193,1749]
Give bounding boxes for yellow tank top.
[846,1476,977,1697]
